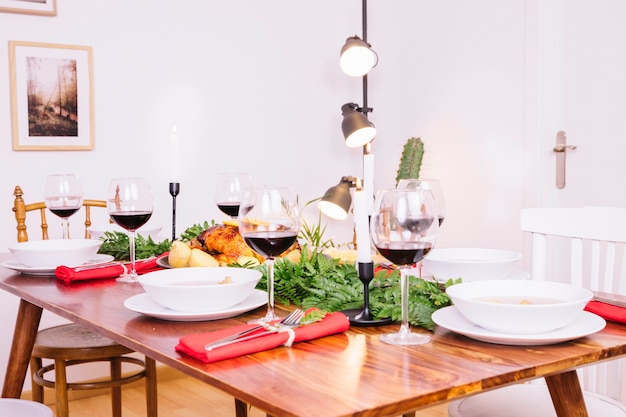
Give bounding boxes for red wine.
[50,207,80,218]
[375,242,433,266]
[110,211,152,232]
[217,203,240,218]
[243,231,297,258]
[438,217,445,227]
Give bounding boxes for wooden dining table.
[2,254,626,417]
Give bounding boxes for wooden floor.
[41,367,449,417]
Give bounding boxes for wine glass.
[397,178,446,226]
[106,178,153,283]
[238,186,300,323]
[215,172,252,219]
[370,188,439,345]
[44,174,84,239]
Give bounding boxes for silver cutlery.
[592,291,626,309]
[204,308,304,351]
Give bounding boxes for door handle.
[553,131,576,189]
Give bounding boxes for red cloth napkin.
[55,253,166,283]
[175,310,350,363]
[585,300,626,324]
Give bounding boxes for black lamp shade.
[339,36,378,77]
[318,181,352,220]
[341,103,376,147]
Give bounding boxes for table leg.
[545,370,589,417]
[1,299,42,398]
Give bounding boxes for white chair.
[0,398,53,417]
[448,206,626,417]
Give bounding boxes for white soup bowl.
[138,267,262,313]
[8,239,102,268]
[422,247,522,282]
[446,279,593,334]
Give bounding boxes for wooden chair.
[448,207,626,417]
[13,185,106,242]
[12,185,158,417]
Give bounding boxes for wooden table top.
[2,257,626,417]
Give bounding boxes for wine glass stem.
[399,266,411,336]
[61,219,70,239]
[265,258,277,320]
[128,231,138,278]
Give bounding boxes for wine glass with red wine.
[238,186,300,323]
[397,178,446,227]
[370,188,439,345]
[215,172,252,219]
[44,174,84,239]
[107,178,153,283]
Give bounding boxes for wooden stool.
[0,398,53,417]
[30,323,158,417]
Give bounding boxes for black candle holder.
[169,182,180,241]
[343,261,393,326]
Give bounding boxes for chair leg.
[110,357,122,417]
[145,357,158,417]
[234,399,248,417]
[54,359,70,417]
[30,356,44,403]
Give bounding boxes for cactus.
[395,137,424,186]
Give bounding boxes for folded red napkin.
[175,310,350,363]
[585,300,626,324]
[55,253,166,283]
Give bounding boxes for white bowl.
[422,248,522,282]
[88,222,163,240]
[446,280,593,334]
[8,239,102,268]
[138,267,262,313]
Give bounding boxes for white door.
[525,0,626,209]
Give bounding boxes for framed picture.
[9,41,94,151]
[0,0,56,16]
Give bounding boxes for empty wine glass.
[397,178,446,226]
[107,178,153,283]
[238,186,300,323]
[215,172,252,219]
[44,174,84,239]
[370,188,439,345]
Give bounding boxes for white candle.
[353,187,372,263]
[170,125,179,182]
[363,153,374,214]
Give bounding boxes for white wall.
[0,0,526,390]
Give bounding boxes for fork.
[204,308,304,351]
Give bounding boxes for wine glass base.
[342,308,393,327]
[247,310,280,324]
[379,332,431,346]
[116,274,139,284]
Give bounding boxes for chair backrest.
[521,206,626,401]
[13,185,107,242]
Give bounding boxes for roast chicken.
[189,223,300,266]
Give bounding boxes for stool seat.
[0,398,52,417]
[30,323,157,417]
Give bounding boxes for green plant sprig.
[254,246,457,331]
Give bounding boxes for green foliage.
[98,232,172,261]
[298,197,336,249]
[255,246,454,331]
[395,137,425,186]
[179,220,215,242]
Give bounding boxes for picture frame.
[0,0,56,16]
[9,41,94,151]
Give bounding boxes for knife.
[592,291,626,309]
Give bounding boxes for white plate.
[431,269,531,283]
[124,289,267,321]
[432,306,605,346]
[1,254,115,276]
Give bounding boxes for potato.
[188,248,219,267]
[168,240,192,268]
